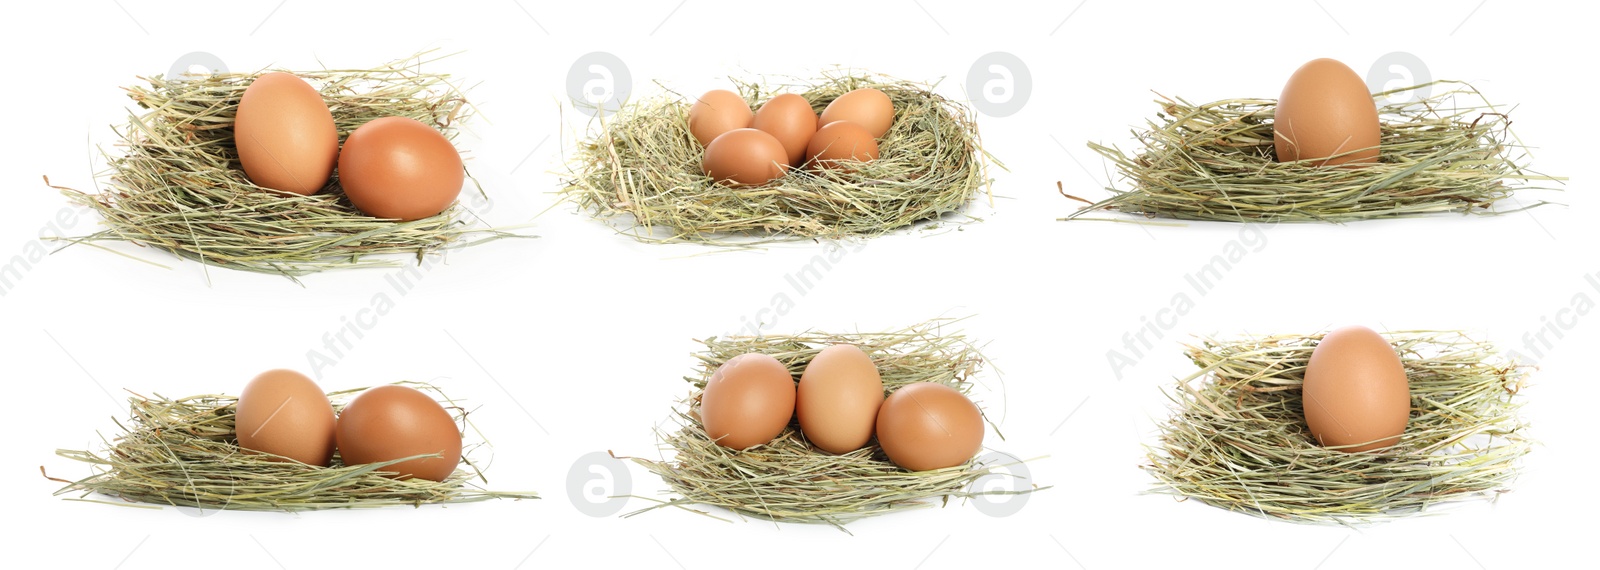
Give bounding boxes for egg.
[337,117,464,221]
[234,369,337,466]
[335,384,463,481]
[702,128,788,186]
[819,88,894,139]
[1273,58,1381,167]
[688,89,753,146]
[806,122,880,169]
[796,345,884,454]
[699,353,796,450]
[751,94,818,166]
[233,72,339,195]
[875,382,983,471]
[1302,326,1411,452]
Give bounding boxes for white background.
[2,1,1594,568]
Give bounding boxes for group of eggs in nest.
[690,87,895,186]
[698,345,984,472]
[234,370,463,482]
[232,73,463,221]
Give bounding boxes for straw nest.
[52,52,522,280]
[562,73,993,244]
[46,382,537,511]
[624,321,1041,530]
[1145,331,1530,524]
[1065,82,1563,222]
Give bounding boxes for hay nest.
[1066,82,1562,223]
[1145,331,1530,524]
[563,73,993,244]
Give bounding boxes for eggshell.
[752,94,819,166]
[875,382,983,471]
[819,88,894,138]
[688,89,753,146]
[796,345,883,454]
[234,369,336,466]
[337,116,464,221]
[335,385,463,481]
[1302,326,1411,452]
[700,353,796,450]
[233,72,339,195]
[702,128,788,186]
[1273,58,1381,167]
[806,121,880,169]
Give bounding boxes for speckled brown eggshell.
[235,369,337,466]
[335,384,463,482]
[337,116,464,221]
[233,72,339,195]
[1302,325,1411,452]
[699,353,796,450]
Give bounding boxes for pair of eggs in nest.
[233,72,463,221]
[233,370,462,482]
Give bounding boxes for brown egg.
[702,128,788,186]
[700,353,796,450]
[234,369,337,466]
[1302,326,1411,452]
[752,94,818,166]
[875,382,983,471]
[335,385,463,482]
[688,89,753,147]
[806,121,880,169]
[796,345,884,454]
[1274,58,1381,167]
[337,116,463,221]
[819,88,894,139]
[234,72,339,195]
